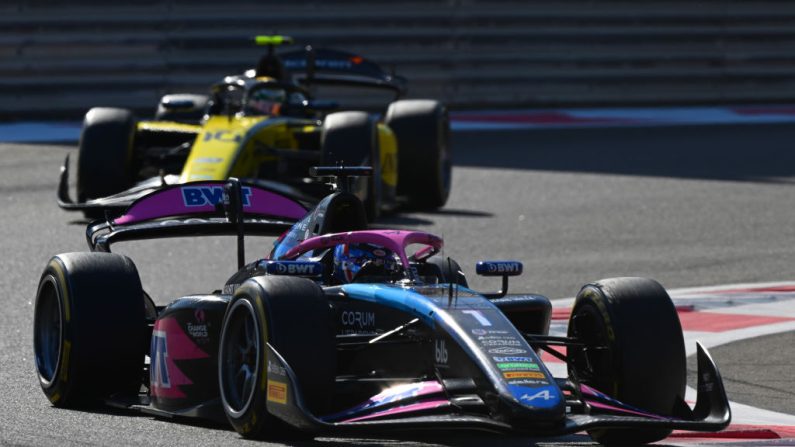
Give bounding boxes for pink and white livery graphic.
[112,182,307,225]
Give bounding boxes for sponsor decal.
[267,360,287,377]
[372,249,386,257]
[203,130,242,143]
[434,339,448,365]
[497,362,540,371]
[504,371,545,380]
[477,335,515,340]
[265,261,322,276]
[471,328,487,336]
[493,356,534,362]
[222,283,239,294]
[476,261,523,276]
[488,347,527,355]
[186,322,208,339]
[150,330,170,389]
[488,262,521,274]
[285,58,354,70]
[461,310,492,326]
[521,389,553,401]
[267,380,288,404]
[186,308,209,340]
[341,311,375,329]
[181,185,252,207]
[507,385,560,409]
[507,378,549,386]
[194,157,223,163]
[479,339,522,347]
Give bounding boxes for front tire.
[33,252,146,407]
[77,107,137,202]
[567,277,686,445]
[219,276,335,439]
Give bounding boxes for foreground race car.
[57,36,451,220]
[34,169,730,444]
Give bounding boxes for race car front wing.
[265,341,730,436]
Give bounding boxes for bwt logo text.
[181,186,252,207]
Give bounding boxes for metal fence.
[3,0,795,119]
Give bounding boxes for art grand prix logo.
[181,186,252,207]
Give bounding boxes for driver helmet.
[332,243,399,283]
[247,87,285,115]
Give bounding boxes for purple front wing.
[321,381,449,423]
[113,182,307,225]
[581,384,669,420]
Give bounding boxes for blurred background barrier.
[3,0,795,119]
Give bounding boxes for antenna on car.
[223,178,246,269]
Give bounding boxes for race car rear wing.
[86,179,307,266]
[280,47,407,97]
[57,154,315,216]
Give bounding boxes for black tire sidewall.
[218,287,271,438]
[427,257,468,287]
[321,111,381,221]
[568,277,686,445]
[386,99,451,209]
[220,276,334,438]
[33,253,145,407]
[77,107,137,201]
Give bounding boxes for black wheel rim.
[219,299,261,417]
[34,276,62,387]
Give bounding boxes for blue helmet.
[332,243,399,283]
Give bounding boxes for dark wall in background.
[3,0,795,119]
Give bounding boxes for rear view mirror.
[475,261,523,299]
[476,261,523,277]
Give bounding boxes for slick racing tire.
[428,257,468,287]
[155,93,209,123]
[219,276,335,439]
[385,99,451,210]
[321,111,381,222]
[77,107,137,203]
[33,252,146,408]
[567,277,686,445]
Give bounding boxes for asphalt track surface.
[1,123,794,445]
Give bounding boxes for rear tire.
[321,111,381,222]
[219,276,335,439]
[427,257,467,287]
[33,252,146,407]
[567,277,686,445]
[77,107,137,202]
[385,99,451,209]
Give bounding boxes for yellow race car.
[58,36,451,220]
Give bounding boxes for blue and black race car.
[33,168,730,445]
